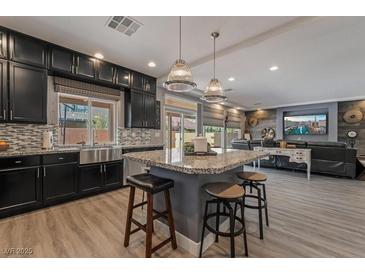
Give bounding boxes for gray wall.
[276,102,338,141]
[338,100,365,156]
[245,109,277,140]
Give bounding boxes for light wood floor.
[1,167,365,258]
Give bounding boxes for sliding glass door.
[165,111,197,150]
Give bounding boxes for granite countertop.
[0,143,165,158]
[122,148,268,175]
[0,147,81,158]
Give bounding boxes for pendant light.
[201,32,227,103]
[163,16,197,92]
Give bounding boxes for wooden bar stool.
[124,173,177,258]
[199,182,248,258]
[236,171,269,239]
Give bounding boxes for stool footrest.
[204,212,245,237]
[151,237,175,253]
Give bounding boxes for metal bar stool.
[199,182,248,258]
[124,173,177,258]
[236,171,269,239]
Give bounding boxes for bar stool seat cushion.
[204,183,245,199]
[237,171,267,182]
[127,173,174,194]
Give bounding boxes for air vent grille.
[106,16,143,37]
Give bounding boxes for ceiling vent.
[106,16,143,37]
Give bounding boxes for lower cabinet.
[0,162,42,218]
[79,164,104,194]
[79,161,123,195]
[43,163,78,205]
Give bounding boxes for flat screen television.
[284,113,328,135]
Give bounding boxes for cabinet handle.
[43,167,46,177]
[37,168,40,178]
[3,109,5,120]
[100,164,103,174]
[14,160,22,164]
[10,110,13,120]
[104,164,106,173]
[58,157,64,160]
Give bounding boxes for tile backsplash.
[0,123,57,151]
[0,123,163,150]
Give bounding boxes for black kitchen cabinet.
[115,66,130,88]
[144,93,156,128]
[49,46,74,74]
[96,60,115,84]
[9,32,47,68]
[79,164,104,194]
[131,72,144,90]
[125,90,156,128]
[0,59,7,122]
[9,62,47,123]
[75,54,96,79]
[155,101,161,129]
[43,153,79,206]
[0,28,7,59]
[144,76,156,94]
[104,161,123,189]
[0,156,42,218]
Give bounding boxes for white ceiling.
[0,16,364,110]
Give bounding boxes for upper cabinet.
[48,46,74,74]
[9,32,47,68]
[96,60,115,84]
[115,66,130,88]
[9,62,47,123]
[0,59,7,122]
[75,53,96,79]
[0,28,7,59]
[131,72,156,94]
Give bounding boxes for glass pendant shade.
[163,59,197,92]
[201,78,227,103]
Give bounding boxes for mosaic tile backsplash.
[0,123,161,151]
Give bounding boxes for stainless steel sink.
[80,146,123,165]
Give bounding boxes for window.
[204,126,224,148]
[226,128,242,148]
[58,94,116,145]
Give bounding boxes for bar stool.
[199,182,248,258]
[236,171,269,239]
[124,173,177,258]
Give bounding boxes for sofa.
[231,139,357,178]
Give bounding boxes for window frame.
[57,93,117,146]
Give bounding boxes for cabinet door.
[143,76,156,94]
[97,60,115,83]
[9,62,47,123]
[79,164,103,194]
[0,59,7,122]
[130,91,144,128]
[0,167,42,217]
[0,28,7,59]
[155,101,161,129]
[75,54,96,79]
[104,161,123,189]
[9,32,46,67]
[43,163,78,205]
[115,67,130,87]
[144,94,156,128]
[49,46,74,74]
[131,72,144,90]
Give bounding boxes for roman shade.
[226,109,242,128]
[54,77,121,101]
[203,104,225,127]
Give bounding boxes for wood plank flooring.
[0,167,365,258]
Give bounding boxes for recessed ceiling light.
[148,61,156,68]
[269,66,279,71]
[94,53,104,59]
[228,77,235,81]
[257,108,262,111]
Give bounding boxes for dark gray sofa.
[231,139,357,178]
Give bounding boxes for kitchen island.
[122,148,267,256]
